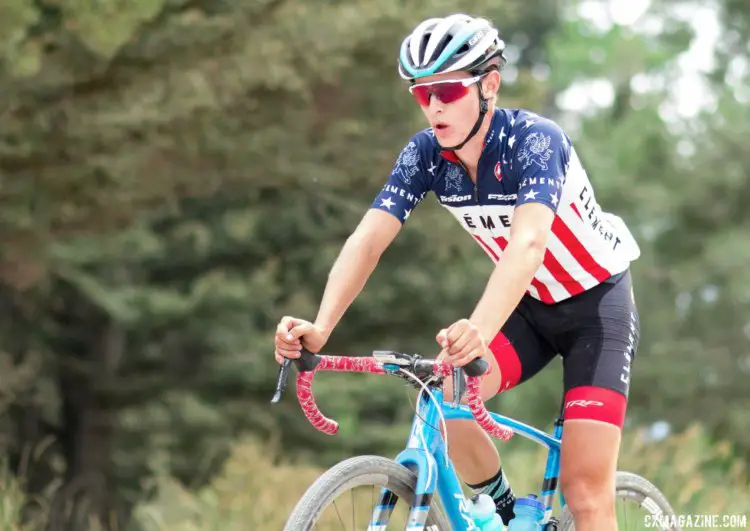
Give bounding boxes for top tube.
[440,399,561,449]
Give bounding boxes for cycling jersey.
[371,108,641,304]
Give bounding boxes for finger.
[273,332,302,348]
[446,320,472,345]
[446,329,477,356]
[436,329,449,349]
[277,348,302,359]
[274,337,301,355]
[449,350,479,367]
[281,315,298,328]
[276,346,301,359]
[281,321,313,343]
[287,322,313,341]
[438,323,464,350]
[275,336,302,349]
[447,352,472,367]
[276,317,298,338]
[448,343,485,365]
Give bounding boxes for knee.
[443,419,476,441]
[560,472,615,519]
[443,420,486,454]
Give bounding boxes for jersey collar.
[438,108,503,164]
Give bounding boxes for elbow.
[344,230,383,261]
[512,230,547,267]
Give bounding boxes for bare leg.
[440,353,518,524]
[441,351,503,483]
[559,419,620,531]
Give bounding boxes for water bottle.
[469,493,504,530]
[507,494,545,531]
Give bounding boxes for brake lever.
[451,366,468,407]
[270,358,292,404]
[270,350,322,403]
[448,358,487,407]
[452,366,461,405]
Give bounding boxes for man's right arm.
[275,134,431,359]
[313,135,431,337]
[313,209,402,337]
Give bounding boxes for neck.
[454,107,494,173]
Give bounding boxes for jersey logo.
[494,161,503,181]
[565,399,604,408]
[393,141,420,184]
[444,164,462,192]
[518,132,553,170]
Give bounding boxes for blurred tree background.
[0,0,748,529]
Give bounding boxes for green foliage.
[0,428,747,530]
[547,16,692,91]
[0,0,749,528]
[619,424,750,513]
[539,1,750,464]
[0,0,563,526]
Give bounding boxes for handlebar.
[270,349,513,442]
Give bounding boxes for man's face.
[409,70,497,147]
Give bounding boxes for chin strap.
[440,79,490,152]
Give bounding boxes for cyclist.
[274,13,641,531]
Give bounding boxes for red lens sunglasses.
[408,73,487,106]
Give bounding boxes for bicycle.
[271,349,680,530]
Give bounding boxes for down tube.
[433,444,479,531]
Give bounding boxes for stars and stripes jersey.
[370,107,641,304]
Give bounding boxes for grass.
[1,423,748,530]
[132,422,750,530]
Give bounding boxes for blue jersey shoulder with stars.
[370,107,641,305]
[371,108,569,223]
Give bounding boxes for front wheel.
[559,471,680,531]
[284,455,450,531]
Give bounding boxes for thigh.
[560,270,640,428]
[487,298,559,395]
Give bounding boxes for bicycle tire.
[284,455,451,531]
[559,471,681,531]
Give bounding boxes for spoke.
[332,499,346,530]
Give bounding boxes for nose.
[427,94,444,115]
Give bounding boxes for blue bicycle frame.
[368,387,566,530]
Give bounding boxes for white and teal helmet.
[398,14,507,81]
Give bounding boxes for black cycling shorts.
[488,269,640,428]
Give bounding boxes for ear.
[482,70,501,96]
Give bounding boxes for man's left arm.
[469,119,571,346]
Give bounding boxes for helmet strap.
[440,80,490,152]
